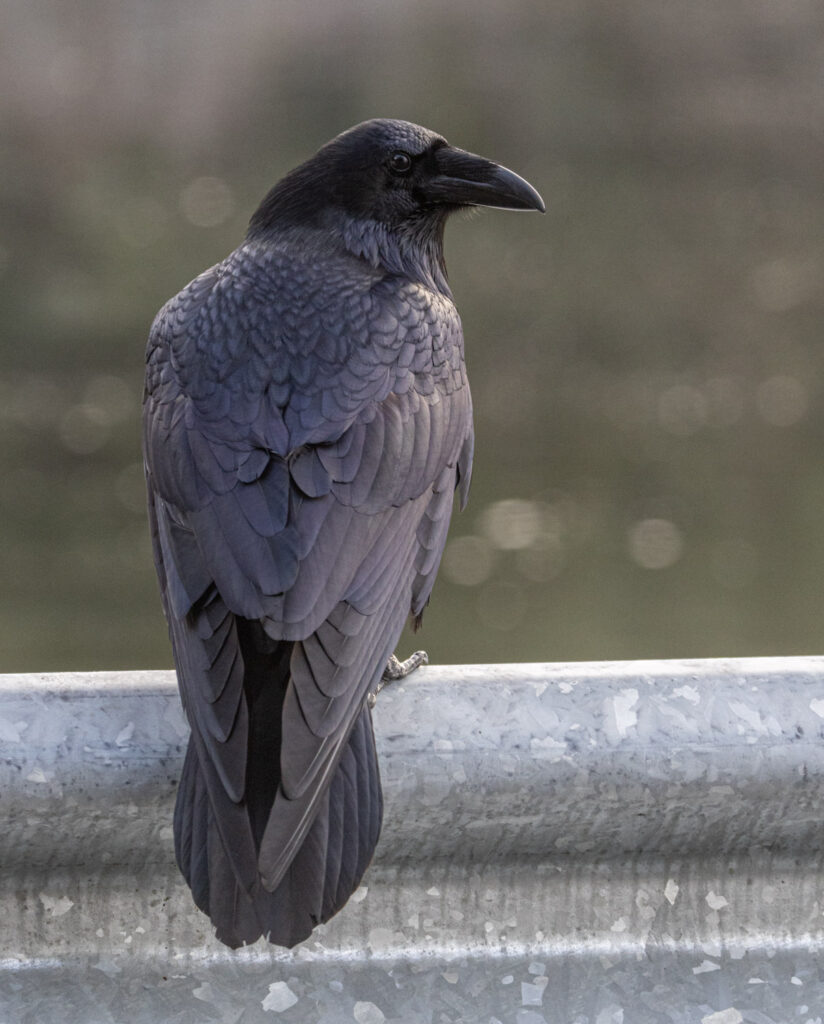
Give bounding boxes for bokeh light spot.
[628,518,683,570]
[180,176,235,228]
[58,404,110,454]
[515,532,565,582]
[442,534,494,586]
[480,499,542,551]
[83,375,136,424]
[751,256,820,312]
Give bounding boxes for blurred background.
[2,0,824,671]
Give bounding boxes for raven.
[143,119,544,948]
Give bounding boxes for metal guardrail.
[3,658,824,1023]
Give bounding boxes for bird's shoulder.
[145,234,465,433]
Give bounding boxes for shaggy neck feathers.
[339,214,450,295]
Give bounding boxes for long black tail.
[173,620,383,948]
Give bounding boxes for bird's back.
[143,231,473,946]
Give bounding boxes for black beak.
[424,145,545,213]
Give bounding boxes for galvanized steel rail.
[2,658,824,1023]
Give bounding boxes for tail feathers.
[173,704,382,949]
[322,704,382,920]
[174,742,211,913]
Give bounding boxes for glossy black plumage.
[143,119,543,948]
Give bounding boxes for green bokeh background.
[2,0,824,671]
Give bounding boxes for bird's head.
[248,119,544,289]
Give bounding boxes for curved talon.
[368,649,429,708]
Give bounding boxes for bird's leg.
[367,650,428,708]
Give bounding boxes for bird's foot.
[368,650,428,708]
[383,650,429,681]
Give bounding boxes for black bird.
[143,119,544,948]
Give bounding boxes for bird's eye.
[388,151,413,175]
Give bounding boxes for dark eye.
[388,151,412,175]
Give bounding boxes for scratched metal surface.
[2,659,824,1023]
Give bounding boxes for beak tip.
[517,190,545,214]
[493,169,545,214]
[523,182,546,214]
